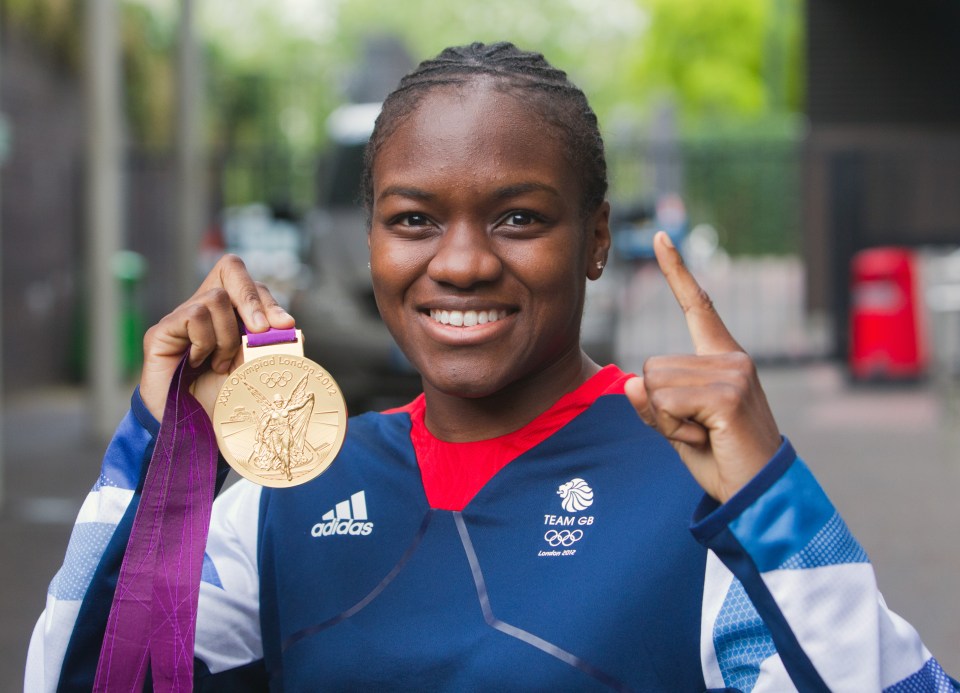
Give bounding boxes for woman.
[27,42,954,692]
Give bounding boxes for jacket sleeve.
[23,390,266,692]
[691,439,958,692]
[24,390,158,692]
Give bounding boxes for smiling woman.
[368,80,609,429]
[25,42,957,692]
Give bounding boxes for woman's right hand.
[139,254,296,421]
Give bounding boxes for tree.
[625,0,804,128]
[191,0,802,148]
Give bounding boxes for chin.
[420,363,514,400]
[427,377,503,400]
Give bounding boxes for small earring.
[367,262,371,270]
[596,261,604,270]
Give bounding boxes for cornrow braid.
[361,41,608,221]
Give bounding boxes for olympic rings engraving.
[261,370,293,388]
[544,529,583,547]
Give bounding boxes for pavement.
[1,362,959,688]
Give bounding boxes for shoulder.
[339,407,418,459]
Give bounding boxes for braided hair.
[361,41,608,220]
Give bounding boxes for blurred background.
[1,0,959,685]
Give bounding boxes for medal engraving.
[213,331,347,487]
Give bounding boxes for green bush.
[683,136,801,255]
[608,127,803,257]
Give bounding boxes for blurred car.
[291,101,621,412]
[211,202,307,308]
[612,193,688,261]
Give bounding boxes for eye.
[394,213,431,227]
[501,211,540,227]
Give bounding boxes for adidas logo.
[311,491,374,537]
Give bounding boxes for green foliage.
[8,0,803,151]
[194,0,804,152]
[631,0,767,118]
[2,0,83,69]
[2,0,175,145]
[624,0,804,127]
[607,112,806,257]
[6,0,806,253]
[682,135,803,256]
[328,0,649,132]
[192,0,649,151]
[119,3,175,148]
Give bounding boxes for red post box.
[848,247,927,379]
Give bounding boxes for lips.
[428,308,509,327]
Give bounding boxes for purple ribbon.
[95,353,217,691]
[94,328,294,690]
[245,326,297,347]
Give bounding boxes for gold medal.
[213,330,347,488]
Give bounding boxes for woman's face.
[368,83,610,399]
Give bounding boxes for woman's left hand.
[624,232,782,504]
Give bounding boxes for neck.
[420,349,601,442]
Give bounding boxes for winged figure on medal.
[244,375,316,481]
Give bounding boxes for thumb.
[624,376,656,429]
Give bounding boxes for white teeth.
[430,309,507,326]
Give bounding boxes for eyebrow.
[376,182,561,204]
[492,182,562,200]
[377,186,435,203]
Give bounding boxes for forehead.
[372,84,579,198]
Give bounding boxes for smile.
[428,309,509,327]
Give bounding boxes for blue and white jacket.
[25,367,957,691]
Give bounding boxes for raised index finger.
[653,231,741,355]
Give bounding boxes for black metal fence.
[606,137,803,256]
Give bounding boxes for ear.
[586,201,612,281]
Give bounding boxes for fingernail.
[251,311,268,331]
[660,231,675,249]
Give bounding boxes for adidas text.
[311,519,374,537]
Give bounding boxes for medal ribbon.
[244,326,296,347]
[94,352,216,691]
[94,328,298,691]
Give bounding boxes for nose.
[427,221,503,288]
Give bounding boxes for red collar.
[391,365,630,511]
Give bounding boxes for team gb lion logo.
[557,478,594,513]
